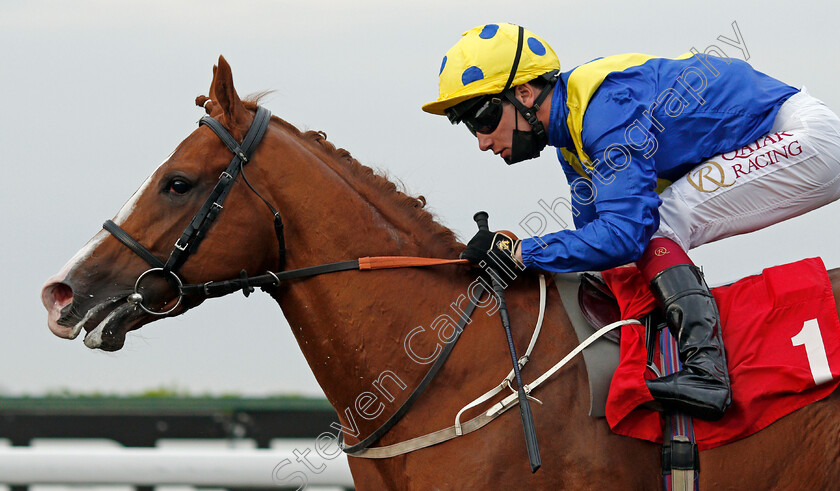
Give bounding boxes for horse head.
[40,57,486,460]
[41,56,285,351]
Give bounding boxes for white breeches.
[654,89,840,251]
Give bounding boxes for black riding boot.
[645,264,732,421]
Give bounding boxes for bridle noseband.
[104,105,284,315]
[100,104,491,456]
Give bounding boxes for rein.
[102,103,479,455]
[180,256,469,298]
[104,105,470,307]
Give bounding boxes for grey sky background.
[3,0,840,397]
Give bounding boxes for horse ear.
[208,55,248,136]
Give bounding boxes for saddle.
[552,272,626,417]
[562,260,840,487]
[577,273,624,342]
[569,258,840,452]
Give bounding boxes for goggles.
[446,96,505,135]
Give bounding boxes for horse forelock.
[239,99,463,257]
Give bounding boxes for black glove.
[460,229,524,277]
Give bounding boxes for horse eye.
[167,178,192,195]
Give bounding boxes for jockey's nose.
[477,133,493,152]
[41,278,77,339]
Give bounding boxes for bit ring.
[130,268,183,316]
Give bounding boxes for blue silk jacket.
[520,53,798,272]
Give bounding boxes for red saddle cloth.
[602,257,840,450]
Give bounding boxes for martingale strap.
[339,282,487,454]
[164,106,272,273]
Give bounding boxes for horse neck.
[262,125,459,262]
[259,122,467,419]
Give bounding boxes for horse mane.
[241,98,463,257]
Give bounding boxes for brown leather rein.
[102,103,485,456]
[179,256,470,299]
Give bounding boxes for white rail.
[0,447,354,487]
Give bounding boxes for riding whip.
[473,211,541,473]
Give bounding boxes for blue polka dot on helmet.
[479,24,499,39]
[461,66,484,85]
[422,23,560,115]
[527,37,546,56]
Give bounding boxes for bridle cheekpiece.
[103,105,283,315]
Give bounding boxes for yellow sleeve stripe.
[560,147,588,179]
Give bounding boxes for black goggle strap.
[502,26,525,93]
[164,106,272,273]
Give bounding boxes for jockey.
[423,23,840,420]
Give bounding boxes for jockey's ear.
[513,83,538,106]
[208,55,249,140]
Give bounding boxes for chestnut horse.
[41,57,840,489]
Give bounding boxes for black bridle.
[102,105,491,456]
[104,105,286,315]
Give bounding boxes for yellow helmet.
[422,23,561,115]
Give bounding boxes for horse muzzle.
[40,271,175,351]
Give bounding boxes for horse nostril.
[42,280,82,339]
[49,283,74,310]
